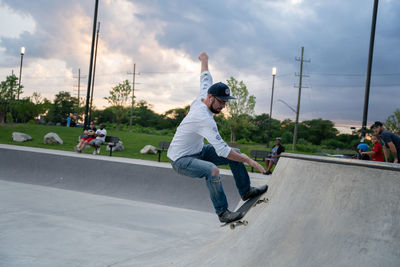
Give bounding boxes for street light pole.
[89,21,100,123]
[84,0,99,127]
[267,67,277,148]
[18,46,25,100]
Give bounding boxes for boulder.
[106,141,124,152]
[140,145,157,154]
[44,132,63,145]
[12,132,32,142]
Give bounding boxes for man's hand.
[246,158,266,174]
[198,51,208,62]
[199,51,208,73]
[227,149,266,173]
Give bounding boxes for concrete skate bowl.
[1,145,399,266]
[0,146,241,212]
[180,153,400,267]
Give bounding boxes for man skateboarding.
[167,51,267,223]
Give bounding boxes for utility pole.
[361,0,379,141]
[292,47,310,151]
[84,0,99,127]
[72,68,83,123]
[128,63,137,133]
[78,68,81,108]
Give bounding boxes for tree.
[104,80,131,131]
[226,77,256,143]
[249,113,281,144]
[46,91,78,125]
[163,105,190,128]
[301,119,339,145]
[0,74,21,123]
[385,109,400,135]
[132,100,164,129]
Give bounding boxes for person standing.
[361,134,384,162]
[167,51,267,223]
[371,121,400,163]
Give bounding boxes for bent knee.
[211,168,219,177]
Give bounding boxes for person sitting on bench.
[90,123,107,155]
[75,121,96,153]
[264,137,285,175]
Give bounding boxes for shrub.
[321,139,346,149]
[6,113,13,123]
[295,144,318,153]
[236,138,255,145]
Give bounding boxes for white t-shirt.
[95,129,107,142]
[167,71,232,161]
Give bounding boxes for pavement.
[0,144,399,267]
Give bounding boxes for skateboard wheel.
[230,224,235,230]
[243,220,248,226]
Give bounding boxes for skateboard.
[221,184,269,230]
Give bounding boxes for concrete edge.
[281,152,400,172]
[0,144,267,179]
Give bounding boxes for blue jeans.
[171,144,251,215]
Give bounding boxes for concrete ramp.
[0,145,242,212]
[180,154,400,267]
[1,144,399,266]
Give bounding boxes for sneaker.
[218,210,243,223]
[93,149,97,155]
[96,147,100,154]
[241,184,268,201]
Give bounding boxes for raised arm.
[199,51,209,73]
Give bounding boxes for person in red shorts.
[75,121,97,153]
[361,134,384,162]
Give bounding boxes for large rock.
[140,145,157,154]
[44,132,63,145]
[106,141,124,152]
[12,132,32,142]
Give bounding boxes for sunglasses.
[214,97,228,105]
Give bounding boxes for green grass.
[0,123,175,162]
[0,123,276,173]
[1,123,353,173]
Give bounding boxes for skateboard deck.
[221,184,269,230]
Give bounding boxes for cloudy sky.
[0,0,399,129]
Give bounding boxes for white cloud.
[0,3,36,38]
[0,0,399,125]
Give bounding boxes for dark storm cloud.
[0,0,398,121]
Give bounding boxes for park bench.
[78,135,120,156]
[249,150,270,172]
[157,141,170,162]
[105,136,120,156]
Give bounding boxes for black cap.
[207,82,235,100]
[371,121,383,129]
